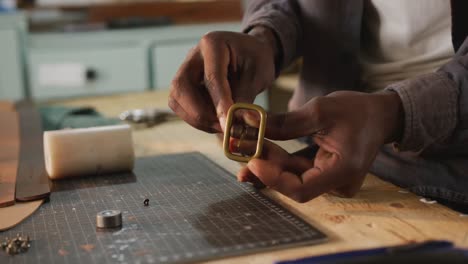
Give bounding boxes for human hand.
[235,91,403,202]
[168,27,278,133]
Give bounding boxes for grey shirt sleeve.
[242,0,303,70]
[387,37,468,154]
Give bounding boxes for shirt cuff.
[386,72,459,152]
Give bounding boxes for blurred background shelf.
[28,22,240,100]
[22,0,242,32]
[0,13,28,101]
[0,1,250,102]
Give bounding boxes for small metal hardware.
[223,103,267,162]
[1,234,31,256]
[96,210,122,229]
[144,198,149,206]
[119,108,178,126]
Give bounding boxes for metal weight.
[96,210,122,229]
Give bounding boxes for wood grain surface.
[46,91,468,263]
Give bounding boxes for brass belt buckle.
[223,103,267,162]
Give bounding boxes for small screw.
[6,242,18,255]
[2,234,31,256]
[20,241,30,252]
[143,199,149,206]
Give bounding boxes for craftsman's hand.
[169,27,277,133]
[237,91,404,202]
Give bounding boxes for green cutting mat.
[1,152,326,263]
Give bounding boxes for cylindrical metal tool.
[96,210,122,229]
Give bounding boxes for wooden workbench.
[49,91,468,263]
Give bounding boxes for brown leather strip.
[15,102,50,201]
[0,111,20,207]
[0,101,15,112]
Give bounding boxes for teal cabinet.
[151,41,197,89]
[0,29,23,100]
[150,40,268,108]
[0,13,26,100]
[151,42,268,109]
[0,21,253,101]
[29,44,148,100]
[28,23,241,100]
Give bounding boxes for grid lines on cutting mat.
[1,152,326,264]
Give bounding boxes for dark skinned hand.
[234,91,403,202]
[169,26,404,202]
[168,28,277,133]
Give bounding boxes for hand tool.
[119,108,178,126]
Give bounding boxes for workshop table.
[48,91,468,264]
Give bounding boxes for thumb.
[265,100,326,140]
[201,39,233,131]
[204,70,233,132]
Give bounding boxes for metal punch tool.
[119,108,178,126]
[223,103,267,162]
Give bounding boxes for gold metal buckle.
[223,103,267,162]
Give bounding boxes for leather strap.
[15,102,50,201]
[0,111,20,207]
[0,101,15,112]
[0,199,43,231]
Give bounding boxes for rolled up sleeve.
[242,0,303,70]
[386,37,468,153]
